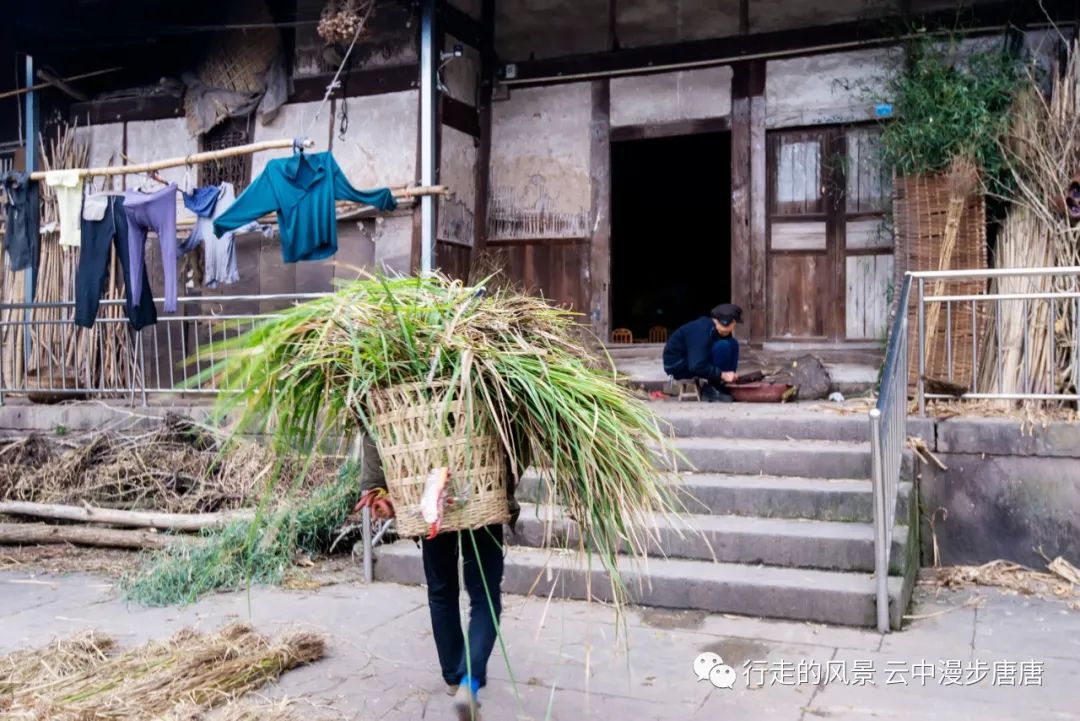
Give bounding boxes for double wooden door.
[765,126,893,343]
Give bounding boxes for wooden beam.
[610,116,730,142]
[588,79,612,342]
[71,94,183,125]
[438,0,484,49]
[441,94,481,138]
[70,65,419,125]
[498,1,1073,86]
[291,64,419,102]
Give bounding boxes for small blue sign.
[875,103,894,118]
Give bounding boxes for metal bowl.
[727,381,793,403]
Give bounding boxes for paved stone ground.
[1,570,1078,721]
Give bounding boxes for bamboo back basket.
[893,173,988,391]
[366,381,509,538]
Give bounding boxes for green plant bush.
[879,35,1025,195]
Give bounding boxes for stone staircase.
[373,403,919,628]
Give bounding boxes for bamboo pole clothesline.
[27,137,451,203]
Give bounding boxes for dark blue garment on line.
[182,186,222,218]
[1,171,40,278]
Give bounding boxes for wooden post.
[472,0,496,262]
[749,60,767,344]
[588,80,612,342]
[730,63,752,340]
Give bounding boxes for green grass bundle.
[202,274,683,611]
[122,475,358,606]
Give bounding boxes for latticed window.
[199,117,251,191]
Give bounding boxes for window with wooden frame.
[199,116,252,191]
[765,124,893,342]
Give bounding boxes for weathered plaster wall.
[765,47,900,128]
[249,101,330,177]
[74,122,123,191]
[488,83,592,240]
[439,126,477,245]
[333,91,419,273]
[616,0,740,47]
[125,117,199,223]
[496,0,609,60]
[751,0,898,33]
[917,418,1080,567]
[610,67,733,127]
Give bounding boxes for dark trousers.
[75,196,157,330]
[421,524,504,687]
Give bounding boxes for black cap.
[710,303,743,324]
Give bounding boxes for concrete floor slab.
[1,572,1078,720]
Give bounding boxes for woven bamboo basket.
[366,381,509,537]
[893,173,988,391]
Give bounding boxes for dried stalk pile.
[984,40,1080,400]
[924,557,1080,607]
[0,416,332,514]
[0,624,326,720]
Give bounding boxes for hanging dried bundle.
[317,0,375,45]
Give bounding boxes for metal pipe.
[924,291,1080,303]
[23,55,36,368]
[362,505,373,583]
[910,266,1080,280]
[419,0,437,276]
[917,278,925,417]
[869,408,889,633]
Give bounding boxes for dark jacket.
[662,316,724,380]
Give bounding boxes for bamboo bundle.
[987,41,1080,400]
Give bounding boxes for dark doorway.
[610,131,732,342]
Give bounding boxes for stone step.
[654,404,868,442]
[668,437,873,479]
[510,504,906,572]
[677,474,913,523]
[518,472,912,523]
[373,542,906,628]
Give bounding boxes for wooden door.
[766,129,839,341]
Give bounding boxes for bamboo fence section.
[893,172,988,391]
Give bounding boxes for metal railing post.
[869,408,889,633]
[362,505,373,583]
[917,277,926,417]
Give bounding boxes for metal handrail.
[869,273,911,633]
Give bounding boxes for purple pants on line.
[124,184,178,313]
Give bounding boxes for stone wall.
[915,418,1080,568]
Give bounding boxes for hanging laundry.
[183,185,222,217]
[1,171,41,274]
[203,182,239,287]
[75,195,157,330]
[124,183,179,314]
[213,151,396,263]
[43,169,83,247]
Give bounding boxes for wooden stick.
[36,69,88,102]
[0,501,255,532]
[28,138,315,180]
[0,522,175,550]
[0,67,122,101]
